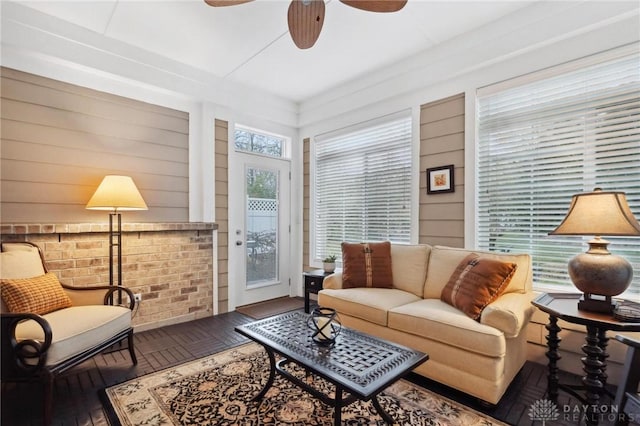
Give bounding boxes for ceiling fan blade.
[339,0,407,13]
[288,0,325,49]
[204,0,254,6]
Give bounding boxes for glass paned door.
[246,167,279,287]
[230,151,290,308]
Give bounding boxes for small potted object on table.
[322,255,337,273]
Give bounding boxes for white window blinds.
[313,111,412,261]
[477,50,640,299]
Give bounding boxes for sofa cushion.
[390,244,431,297]
[388,299,506,357]
[441,254,516,320]
[15,305,131,366]
[318,288,420,326]
[341,241,393,289]
[423,246,531,298]
[1,272,72,315]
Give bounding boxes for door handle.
[236,240,243,246]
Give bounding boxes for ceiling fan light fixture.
[204,0,407,50]
[288,0,325,49]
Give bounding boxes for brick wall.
[1,222,216,331]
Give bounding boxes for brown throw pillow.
[341,241,393,289]
[1,272,72,315]
[441,253,516,320]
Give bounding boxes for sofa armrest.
[480,292,535,338]
[322,272,343,289]
[63,284,135,310]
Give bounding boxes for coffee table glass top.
[235,310,428,397]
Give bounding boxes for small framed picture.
[426,165,454,194]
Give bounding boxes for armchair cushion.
[16,305,132,366]
[1,272,72,315]
[0,249,46,279]
[1,247,48,313]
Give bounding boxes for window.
[313,111,412,262]
[477,50,640,299]
[234,126,284,158]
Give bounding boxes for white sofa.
[318,243,535,405]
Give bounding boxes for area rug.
[102,343,506,426]
[235,297,305,319]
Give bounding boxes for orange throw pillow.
[441,253,516,320]
[1,272,72,315]
[341,241,393,289]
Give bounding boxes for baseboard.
[133,311,209,332]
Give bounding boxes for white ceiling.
[14,0,538,102]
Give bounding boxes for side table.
[303,269,333,313]
[532,293,640,426]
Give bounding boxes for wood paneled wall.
[0,67,189,223]
[214,119,229,313]
[419,93,465,247]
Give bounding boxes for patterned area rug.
[103,343,506,426]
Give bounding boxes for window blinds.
[313,111,412,261]
[477,51,640,298]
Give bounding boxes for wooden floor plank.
[0,310,624,425]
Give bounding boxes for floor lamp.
[86,175,148,304]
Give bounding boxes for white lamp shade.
[549,189,640,237]
[86,175,148,211]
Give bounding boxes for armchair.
[0,242,137,425]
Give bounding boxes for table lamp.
[549,188,640,313]
[86,176,147,299]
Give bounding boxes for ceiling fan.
[204,0,407,49]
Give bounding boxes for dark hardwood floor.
[0,308,627,426]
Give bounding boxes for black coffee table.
[235,311,428,425]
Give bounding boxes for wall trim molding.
[1,222,217,235]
